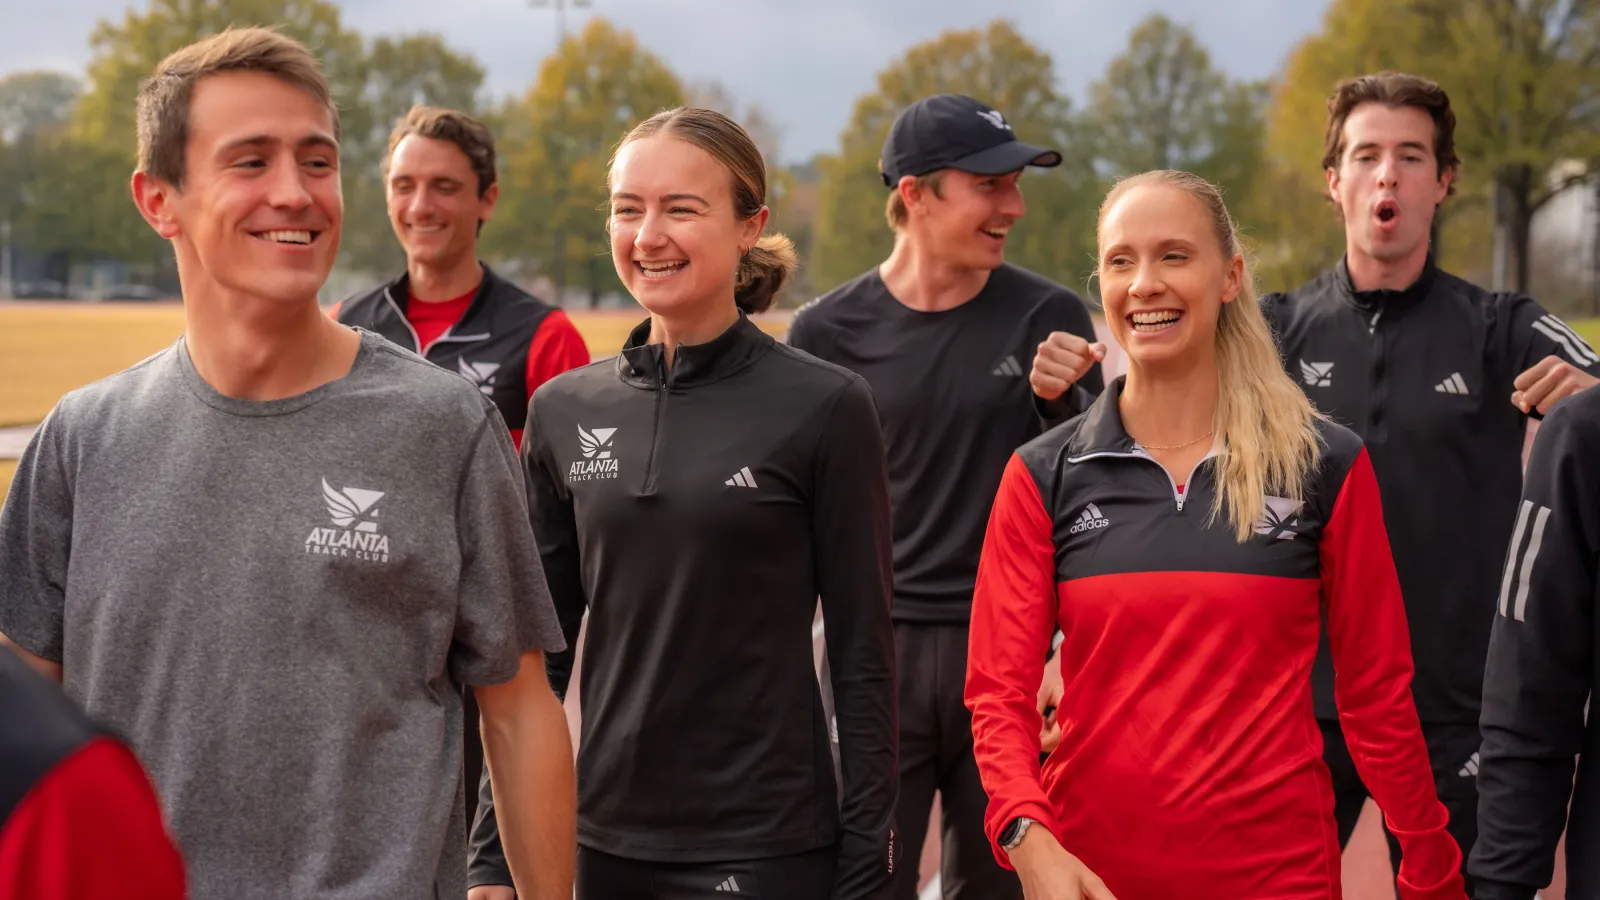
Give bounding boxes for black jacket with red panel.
[0,649,187,899]
[964,379,1464,900]
[1264,257,1600,725]
[335,263,591,449]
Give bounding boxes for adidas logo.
[457,359,500,395]
[1459,751,1480,778]
[993,355,1024,377]
[1435,373,1469,395]
[1532,313,1600,366]
[1068,503,1109,535]
[725,466,759,489]
[1299,360,1333,387]
[715,876,743,892]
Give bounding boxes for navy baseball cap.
[879,94,1062,187]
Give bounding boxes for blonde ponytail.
[735,232,799,314]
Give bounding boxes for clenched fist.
[1031,332,1107,402]
[1512,354,1599,416]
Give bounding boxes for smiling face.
[1097,181,1242,371]
[386,133,496,269]
[134,69,341,307]
[909,168,1026,269]
[607,134,764,319]
[1327,102,1452,269]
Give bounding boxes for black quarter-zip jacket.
[468,315,899,898]
[1264,258,1600,724]
[1471,385,1600,900]
[786,263,1104,624]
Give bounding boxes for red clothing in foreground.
[965,385,1464,899]
[0,737,187,899]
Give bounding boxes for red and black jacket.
[0,650,187,899]
[965,378,1464,900]
[335,263,590,448]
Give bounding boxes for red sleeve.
[0,737,187,900]
[1321,449,1466,900]
[524,309,592,398]
[963,453,1062,868]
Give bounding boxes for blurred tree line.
[1,0,1597,312]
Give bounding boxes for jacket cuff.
[1387,820,1465,900]
[984,793,1060,871]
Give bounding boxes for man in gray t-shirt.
[0,28,575,900]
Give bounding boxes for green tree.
[485,17,685,305]
[1408,0,1600,293]
[812,19,1098,295]
[64,0,485,277]
[0,72,81,141]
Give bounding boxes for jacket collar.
[616,313,772,389]
[381,261,503,336]
[1065,377,1140,459]
[1333,253,1437,319]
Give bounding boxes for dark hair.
[137,26,338,189]
[384,105,497,197]
[1321,71,1460,194]
[611,107,797,314]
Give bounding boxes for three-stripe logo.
[1069,503,1110,534]
[993,355,1025,377]
[725,466,759,489]
[1435,372,1470,395]
[715,876,742,892]
[1459,751,1480,779]
[1499,499,1552,621]
[1531,314,1600,366]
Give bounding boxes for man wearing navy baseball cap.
[788,94,1104,900]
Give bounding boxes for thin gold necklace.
[1138,430,1214,451]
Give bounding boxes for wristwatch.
[999,816,1035,852]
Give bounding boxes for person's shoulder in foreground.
[0,650,186,900]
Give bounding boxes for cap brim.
[950,142,1062,175]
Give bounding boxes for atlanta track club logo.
[570,426,620,482]
[457,359,500,396]
[1255,496,1304,541]
[305,478,391,562]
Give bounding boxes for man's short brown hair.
[885,170,946,230]
[383,106,497,197]
[136,26,338,190]
[1321,71,1461,194]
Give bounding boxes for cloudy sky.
[4,0,1331,163]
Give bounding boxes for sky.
[1,0,1331,164]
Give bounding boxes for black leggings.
[577,844,837,900]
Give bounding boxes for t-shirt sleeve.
[0,737,187,900]
[448,412,566,687]
[0,406,74,662]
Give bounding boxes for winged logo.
[322,478,385,533]
[976,109,1012,131]
[578,426,618,460]
[1299,360,1334,388]
[457,359,500,395]
[1255,496,1304,541]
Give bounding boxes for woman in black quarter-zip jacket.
[468,107,899,900]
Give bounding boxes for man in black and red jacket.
[0,648,187,899]
[335,105,591,453]
[335,105,591,844]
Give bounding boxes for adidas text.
[1070,504,1110,535]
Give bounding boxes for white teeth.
[259,230,312,245]
[981,227,1009,238]
[1130,311,1181,332]
[638,261,686,279]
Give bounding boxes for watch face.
[1001,820,1021,844]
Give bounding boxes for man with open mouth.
[1262,71,1600,896]
[787,93,1104,900]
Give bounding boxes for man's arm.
[1470,399,1599,900]
[474,651,576,900]
[1505,297,1600,417]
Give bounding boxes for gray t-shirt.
[0,329,565,900]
